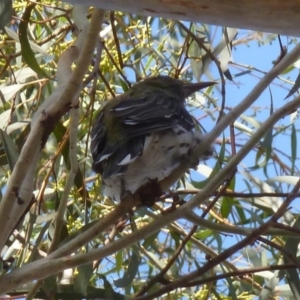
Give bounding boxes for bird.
[90,76,215,202]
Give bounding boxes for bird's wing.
[91,111,146,178]
[110,93,195,137]
[90,112,107,174]
[91,93,196,179]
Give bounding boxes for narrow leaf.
[114,248,141,287]
[0,129,19,170]
[291,124,297,175]
[18,3,49,78]
[221,175,235,218]
[74,263,93,296]
[0,0,12,30]
[285,70,300,99]
[283,218,300,298]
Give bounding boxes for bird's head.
[130,76,216,100]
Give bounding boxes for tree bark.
[69,0,300,36]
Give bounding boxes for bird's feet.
[135,178,164,207]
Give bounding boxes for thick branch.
[67,0,300,37]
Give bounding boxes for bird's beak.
[183,81,217,97]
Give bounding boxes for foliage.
[0,1,300,299]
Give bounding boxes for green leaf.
[74,263,93,296]
[115,250,123,273]
[283,218,300,298]
[220,175,235,218]
[257,88,273,167]
[285,70,300,99]
[0,129,19,171]
[291,124,297,175]
[143,231,159,249]
[0,0,12,30]
[114,247,141,287]
[119,76,130,92]
[214,27,237,81]
[18,3,49,78]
